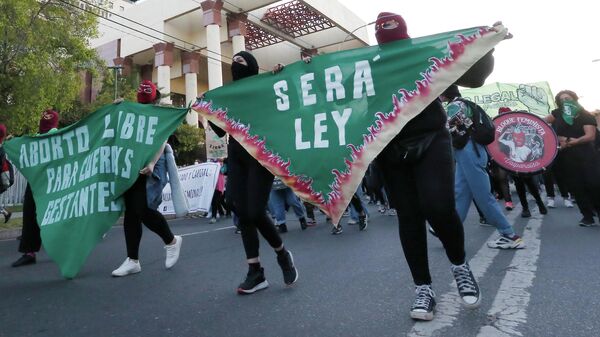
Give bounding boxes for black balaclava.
[231,51,259,81]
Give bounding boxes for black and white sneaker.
[579,217,596,227]
[451,262,481,309]
[277,250,298,286]
[410,285,436,321]
[331,224,343,235]
[358,215,368,231]
[237,268,269,295]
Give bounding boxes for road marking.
[178,225,236,237]
[476,215,542,337]
[408,210,521,336]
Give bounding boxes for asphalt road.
[1,196,599,337]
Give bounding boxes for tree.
[173,124,206,166]
[0,0,99,134]
[60,69,139,127]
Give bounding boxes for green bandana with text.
[562,99,581,125]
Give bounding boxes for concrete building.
[87,0,370,157]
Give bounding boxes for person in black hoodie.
[372,12,509,320]
[210,51,298,294]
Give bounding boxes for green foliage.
[173,123,206,165]
[0,0,99,134]
[60,69,139,127]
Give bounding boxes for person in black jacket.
[544,90,600,226]
[209,51,298,294]
[373,12,509,320]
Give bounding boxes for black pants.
[543,168,569,199]
[123,175,174,260]
[555,146,600,219]
[19,184,42,254]
[513,175,543,210]
[303,201,315,220]
[378,130,465,285]
[211,190,226,218]
[492,165,512,202]
[227,140,282,259]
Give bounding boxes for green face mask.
[562,99,581,126]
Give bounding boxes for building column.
[181,51,201,126]
[153,42,174,104]
[113,56,133,77]
[201,0,223,90]
[228,13,247,54]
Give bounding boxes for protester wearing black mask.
[210,51,298,294]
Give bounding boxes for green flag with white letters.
[194,26,507,224]
[4,102,187,278]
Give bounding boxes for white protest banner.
[159,162,220,215]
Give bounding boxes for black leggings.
[555,146,600,219]
[18,184,42,254]
[123,175,174,260]
[211,190,226,217]
[512,175,543,210]
[492,165,512,202]
[543,167,569,199]
[378,130,465,285]
[227,140,282,259]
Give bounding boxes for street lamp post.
[107,66,123,100]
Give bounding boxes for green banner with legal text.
[4,102,187,278]
[460,81,555,117]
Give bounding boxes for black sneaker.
[3,211,11,223]
[237,267,269,294]
[358,215,368,231]
[538,203,548,215]
[410,285,436,321]
[277,250,298,285]
[579,217,596,227]
[451,262,481,309]
[299,217,308,230]
[278,224,288,233]
[11,254,36,267]
[331,224,343,235]
[521,209,531,218]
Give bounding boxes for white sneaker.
[565,199,574,208]
[165,235,182,269]
[112,258,141,277]
[546,198,555,208]
[210,217,217,224]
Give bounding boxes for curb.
[0,228,21,240]
[0,213,206,240]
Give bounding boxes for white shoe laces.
[452,264,477,294]
[413,285,435,309]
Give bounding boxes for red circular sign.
[486,111,558,174]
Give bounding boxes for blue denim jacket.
[146,151,168,210]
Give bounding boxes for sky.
[338,0,600,110]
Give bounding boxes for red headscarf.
[39,109,59,134]
[137,80,157,104]
[498,107,512,114]
[375,12,410,44]
[0,124,6,143]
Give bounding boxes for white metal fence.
[0,164,26,206]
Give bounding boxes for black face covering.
[231,51,259,81]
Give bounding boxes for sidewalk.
[0,212,202,240]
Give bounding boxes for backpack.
[0,147,15,193]
[456,98,495,145]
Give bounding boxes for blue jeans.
[268,188,306,225]
[455,141,515,236]
[350,187,369,221]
